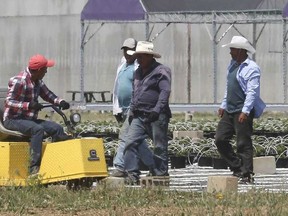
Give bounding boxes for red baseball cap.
[28,54,55,70]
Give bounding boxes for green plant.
[276,144,287,158]
[168,137,191,157]
[103,138,118,156]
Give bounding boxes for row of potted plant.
[102,135,288,169]
[67,117,288,169]
[103,135,288,157]
[71,117,288,136]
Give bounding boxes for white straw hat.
[222,36,256,54]
[127,41,161,58]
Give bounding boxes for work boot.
[233,171,255,185]
[29,166,40,178]
[124,173,140,185]
[232,170,243,178]
[238,173,255,185]
[147,168,169,177]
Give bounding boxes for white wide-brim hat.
[127,41,161,58]
[222,36,256,54]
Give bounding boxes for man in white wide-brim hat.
[215,35,266,184]
[111,38,152,178]
[123,41,172,185]
[222,35,256,55]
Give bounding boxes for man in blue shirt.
[112,38,138,122]
[215,36,266,184]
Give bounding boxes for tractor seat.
[0,99,27,141]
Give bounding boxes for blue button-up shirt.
[220,58,266,118]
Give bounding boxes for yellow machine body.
[0,138,108,186]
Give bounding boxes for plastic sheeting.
[283,2,288,17]
[81,0,145,21]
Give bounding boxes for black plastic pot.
[276,158,288,168]
[187,155,195,165]
[212,158,228,169]
[197,156,213,167]
[170,156,186,169]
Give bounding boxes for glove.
[59,100,70,110]
[128,114,134,125]
[29,101,43,111]
[114,113,123,123]
[145,111,159,123]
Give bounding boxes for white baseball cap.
[121,38,137,49]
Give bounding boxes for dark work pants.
[215,111,254,175]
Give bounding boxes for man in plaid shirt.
[3,54,70,175]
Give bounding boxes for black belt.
[134,110,150,117]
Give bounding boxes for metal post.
[252,22,256,61]
[80,21,85,103]
[283,18,287,103]
[187,24,191,103]
[145,13,149,40]
[212,12,217,103]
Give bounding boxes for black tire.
[66,178,94,191]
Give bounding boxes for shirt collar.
[25,67,32,76]
[241,58,250,66]
[25,67,38,85]
[231,57,250,66]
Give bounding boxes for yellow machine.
[0,104,108,189]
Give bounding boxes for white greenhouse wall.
[0,0,286,105]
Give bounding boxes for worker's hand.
[114,113,123,123]
[29,101,43,111]
[59,100,70,110]
[238,112,248,123]
[145,111,159,123]
[128,113,134,125]
[218,108,225,118]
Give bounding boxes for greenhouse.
[79,0,288,111]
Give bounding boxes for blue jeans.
[113,109,152,172]
[4,118,65,173]
[124,113,169,178]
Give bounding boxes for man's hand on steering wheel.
[59,100,70,110]
[29,101,43,111]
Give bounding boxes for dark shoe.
[124,173,140,185]
[232,170,243,178]
[238,176,255,185]
[29,166,40,178]
[110,169,126,178]
[147,168,169,177]
[235,172,255,185]
[30,166,40,175]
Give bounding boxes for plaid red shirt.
[4,68,62,121]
